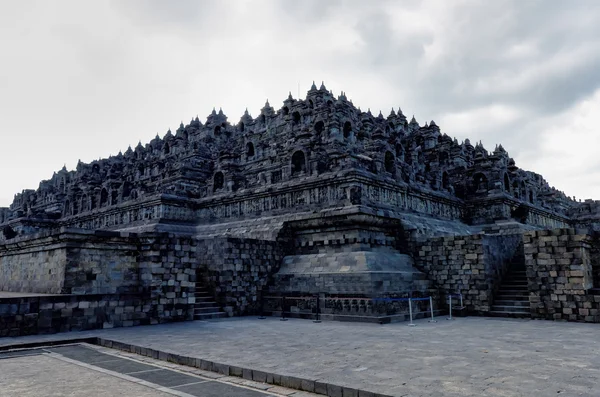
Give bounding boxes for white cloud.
[1,1,600,206]
[520,88,600,200]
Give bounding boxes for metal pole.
[313,294,321,323]
[460,293,463,308]
[408,298,416,327]
[428,296,437,323]
[447,295,453,320]
[280,296,288,321]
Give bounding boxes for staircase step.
[194,312,229,320]
[194,307,222,314]
[495,294,529,300]
[498,287,529,296]
[194,301,218,308]
[491,305,530,313]
[194,296,214,301]
[503,275,527,280]
[193,272,226,320]
[488,310,531,318]
[493,300,530,307]
[501,281,528,285]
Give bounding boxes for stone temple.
[1,82,600,335]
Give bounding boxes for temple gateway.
[1,83,600,334]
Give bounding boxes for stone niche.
[271,208,429,296]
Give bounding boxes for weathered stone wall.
[0,229,140,295]
[0,228,287,333]
[415,233,523,313]
[196,238,284,316]
[63,232,139,295]
[415,234,489,312]
[137,233,198,324]
[0,293,152,337]
[0,230,199,333]
[0,233,68,294]
[524,229,600,322]
[589,233,600,289]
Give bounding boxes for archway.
[384,151,395,173]
[343,121,352,139]
[100,188,109,207]
[246,142,255,158]
[291,151,306,175]
[81,194,88,212]
[442,172,450,190]
[214,171,224,190]
[474,173,488,192]
[439,151,449,164]
[292,111,301,124]
[513,181,520,199]
[314,121,324,135]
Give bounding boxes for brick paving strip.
[0,340,387,397]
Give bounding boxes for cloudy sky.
[1,0,599,207]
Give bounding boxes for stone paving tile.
[45,345,119,363]
[91,357,160,374]
[0,355,172,397]
[2,317,600,396]
[129,369,206,388]
[176,380,270,397]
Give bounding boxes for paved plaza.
[1,316,599,396]
[0,344,319,397]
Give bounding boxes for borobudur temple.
[2,82,600,334]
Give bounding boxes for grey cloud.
[2,1,600,205]
[112,0,221,29]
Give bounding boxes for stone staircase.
[193,278,228,321]
[490,265,531,318]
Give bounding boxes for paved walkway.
[0,344,317,397]
[1,316,599,396]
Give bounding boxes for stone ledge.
[91,337,394,397]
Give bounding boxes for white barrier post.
[447,295,453,320]
[428,296,437,323]
[408,298,416,327]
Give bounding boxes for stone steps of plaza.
[193,283,228,321]
[194,306,224,315]
[490,266,530,318]
[493,299,530,307]
[489,305,530,313]
[495,289,528,296]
